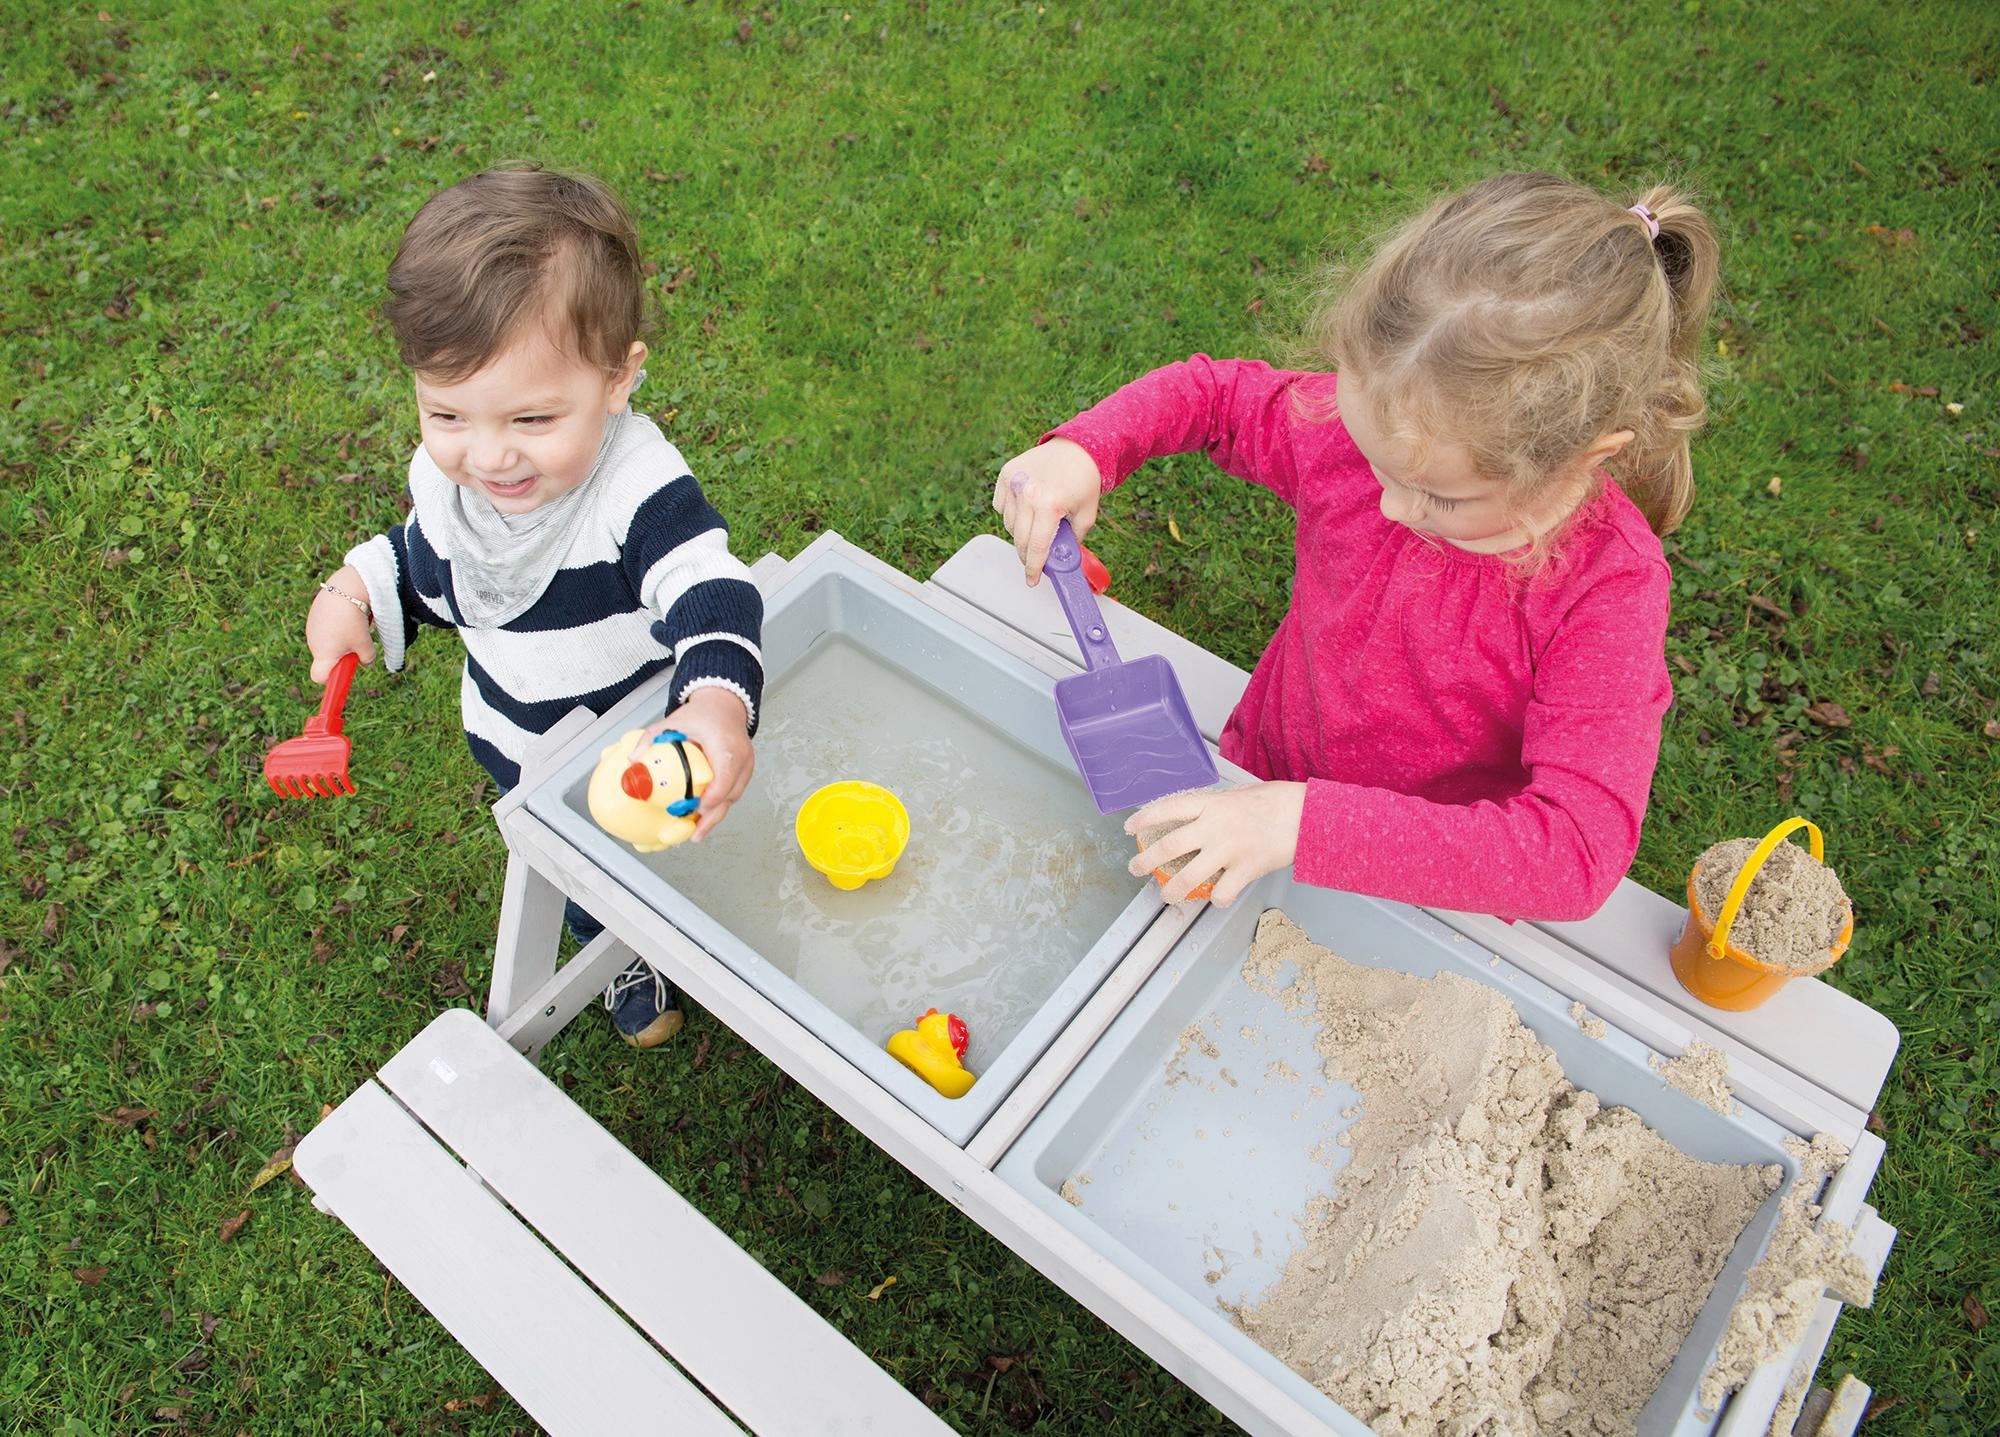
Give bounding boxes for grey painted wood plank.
[294,1081,740,1437]
[492,929,638,1057]
[485,848,568,1030]
[380,1009,948,1436]
[1535,882,1899,1113]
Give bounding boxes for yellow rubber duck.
[885,1008,976,1099]
[586,728,713,853]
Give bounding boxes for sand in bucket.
[1672,819,1854,1010]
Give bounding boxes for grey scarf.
[430,406,631,629]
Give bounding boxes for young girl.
[995,172,1717,921]
[305,166,765,1046]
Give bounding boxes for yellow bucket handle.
[1709,817,1825,960]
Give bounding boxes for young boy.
[303,164,763,1047]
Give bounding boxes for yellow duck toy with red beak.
[586,728,714,853]
[886,1008,975,1098]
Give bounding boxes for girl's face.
[415,334,646,514]
[1337,373,1548,552]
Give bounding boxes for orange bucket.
[1669,817,1854,1011]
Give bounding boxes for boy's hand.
[631,686,754,841]
[1126,781,1306,908]
[306,569,377,683]
[992,437,1103,586]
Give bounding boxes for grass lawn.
[3,1,1996,1432]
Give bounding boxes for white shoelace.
[602,962,668,1015]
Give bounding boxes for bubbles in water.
[643,638,1140,1056]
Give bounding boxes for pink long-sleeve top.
[1048,355,1674,922]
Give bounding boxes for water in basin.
[631,634,1143,1064]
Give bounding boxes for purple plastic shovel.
[1043,518,1219,813]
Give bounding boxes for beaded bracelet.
[320,581,371,617]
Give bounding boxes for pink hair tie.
[1628,203,1660,241]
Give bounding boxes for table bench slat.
[294,1081,739,1437]
[379,1009,948,1436]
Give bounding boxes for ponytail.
[1618,185,1720,536]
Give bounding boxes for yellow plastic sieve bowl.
[795,782,910,891]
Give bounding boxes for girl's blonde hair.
[1309,172,1719,537]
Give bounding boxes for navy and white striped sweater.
[345,413,763,789]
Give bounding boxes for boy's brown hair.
[384,163,646,382]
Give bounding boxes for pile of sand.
[1694,838,1851,970]
[1233,912,1797,1436]
[1699,1133,1877,1409]
[1655,1039,1737,1115]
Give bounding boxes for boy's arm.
[1293,566,1673,922]
[620,475,765,732]
[1045,354,1314,508]
[342,506,456,673]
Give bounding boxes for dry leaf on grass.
[1862,1392,1904,1421]
[1805,701,1853,729]
[248,1145,296,1193]
[865,1275,898,1300]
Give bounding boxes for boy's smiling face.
[415,333,646,514]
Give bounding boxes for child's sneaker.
[602,958,683,1048]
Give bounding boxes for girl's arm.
[1047,354,1313,507]
[305,562,377,683]
[997,356,1318,584]
[1293,567,1673,922]
[620,472,765,839]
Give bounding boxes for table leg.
[486,708,601,1037]
[487,852,568,1035]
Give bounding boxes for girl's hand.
[1126,782,1307,907]
[306,567,377,683]
[630,686,755,841]
[992,437,1103,586]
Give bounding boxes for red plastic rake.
[265,652,358,799]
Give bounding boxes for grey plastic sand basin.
[526,546,1162,1145]
[997,873,1803,1436]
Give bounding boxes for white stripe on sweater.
[672,630,763,666]
[457,608,665,704]
[459,664,540,766]
[677,675,757,729]
[637,527,749,619]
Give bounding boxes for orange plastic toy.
[1139,836,1215,903]
[885,1008,975,1098]
[1669,817,1854,1011]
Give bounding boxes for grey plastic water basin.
[524,548,1163,1145]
